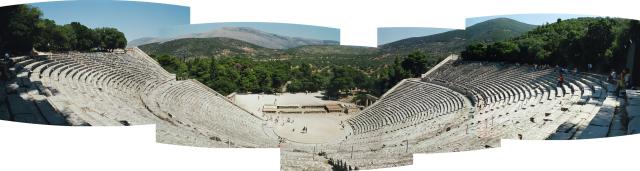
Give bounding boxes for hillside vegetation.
[150,50,433,98]
[465,18,537,43]
[462,17,640,72]
[0,5,126,55]
[141,18,541,98]
[379,18,536,59]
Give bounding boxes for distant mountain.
[139,38,380,59]
[379,18,537,58]
[465,18,538,43]
[138,37,280,58]
[138,18,537,66]
[128,27,338,49]
[379,29,466,58]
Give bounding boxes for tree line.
[0,5,127,56]
[327,157,358,171]
[461,17,640,73]
[151,51,434,99]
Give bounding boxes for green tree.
[66,22,97,51]
[34,19,57,51]
[155,54,187,76]
[209,77,237,95]
[326,66,358,98]
[287,79,304,93]
[390,57,409,84]
[401,51,430,77]
[488,41,519,62]
[579,19,614,69]
[0,5,43,54]
[187,58,210,83]
[240,69,259,92]
[51,25,75,51]
[254,66,273,93]
[461,43,487,61]
[94,27,127,51]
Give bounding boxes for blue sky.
[377,27,452,45]
[466,13,594,26]
[160,22,340,42]
[30,0,189,41]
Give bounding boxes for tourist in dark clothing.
[25,68,32,78]
[609,70,617,83]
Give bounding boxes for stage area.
[270,113,350,144]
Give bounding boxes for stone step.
[7,94,47,124]
[33,96,68,125]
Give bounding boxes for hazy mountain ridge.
[139,18,537,63]
[128,27,338,49]
[138,37,280,58]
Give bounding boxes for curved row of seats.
[320,61,620,170]
[8,53,625,170]
[346,79,467,134]
[144,79,276,147]
[8,50,277,148]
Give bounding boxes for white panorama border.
[1,0,640,171]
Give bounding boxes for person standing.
[619,69,628,93]
[609,70,617,83]
[557,73,564,87]
[624,69,631,89]
[27,68,32,78]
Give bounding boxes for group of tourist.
[291,126,308,134]
[610,68,633,95]
[555,64,634,93]
[554,65,635,96]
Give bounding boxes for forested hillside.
[462,17,640,72]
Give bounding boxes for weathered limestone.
[4,52,636,170]
[4,50,277,148]
[626,90,640,134]
[320,61,625,170]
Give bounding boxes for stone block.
[627,118,640,135]
[576,125,608,139]
[588,108,614,127]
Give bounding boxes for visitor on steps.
[27,68,32,78]
[609,70,617,83]
[557,73,564,87]
[624,69,631,89]
[618,69,628,96]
